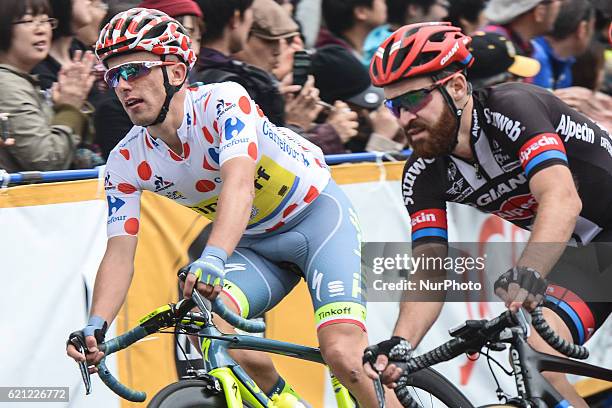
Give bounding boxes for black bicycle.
[369,307,612,407]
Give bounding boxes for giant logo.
[475,173,528,206]
[492,193,538,221]
[224,117,245,140]
[107,195,125,217]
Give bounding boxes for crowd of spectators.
[0,0,611,173]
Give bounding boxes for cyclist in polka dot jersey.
[66,8,397,407]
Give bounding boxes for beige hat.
[485,0,542,24]
[250,0,300,40]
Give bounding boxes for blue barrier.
[1,149,411,186]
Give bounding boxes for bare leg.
[318,323,402,408]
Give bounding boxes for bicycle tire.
[147,379,255,408]
[397,368,476,408]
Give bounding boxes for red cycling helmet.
[370,22,474,87]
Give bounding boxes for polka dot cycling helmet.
[95,8,196,69]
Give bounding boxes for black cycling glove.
[494,266,548,300]
[363,336,413,367]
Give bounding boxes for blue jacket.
[532,37,575,90]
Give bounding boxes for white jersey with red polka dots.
[104,81,330,237]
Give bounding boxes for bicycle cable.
[483,345,513,403]
[174,326,197,373]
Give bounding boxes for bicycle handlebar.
[97,326,150,402]
[211,297,266,333]
[530,307,589,359]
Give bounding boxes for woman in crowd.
[0,0,94,171]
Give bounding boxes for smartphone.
[292,50,312,87]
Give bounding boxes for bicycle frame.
[509,329,612,407]
[187,319,356,407]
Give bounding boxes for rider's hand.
[66,316,108,374]
[494,266,548,312]
[362,336,412,388]
[184,245,228,300]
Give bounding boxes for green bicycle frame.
[199,323,357,407]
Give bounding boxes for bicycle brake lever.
[69,335,92,395]
[516,308,531,338]
[373,377,386,408]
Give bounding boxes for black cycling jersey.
[403,82,612,245]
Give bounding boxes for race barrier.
[1,159,610,408]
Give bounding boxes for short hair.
[48,0,74,40]
[321,0,374,37]
[0,0,51,52]
[196,0,254,42]
[387,0,435,26]
[447,0,486,29]
[550,0,594,40]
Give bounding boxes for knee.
[319,327,368,384]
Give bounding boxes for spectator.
[0,0,94,172]
[571,42,606,91]
[32,0,93,90]
[467,31,541,89]
[75,0,109,47]
[363,0,449,66]
[193,0,295,119]
[312,45,405,153]
[234,0,356,154]
[139,0,203,56]
[531,0,595,90]
[446,0,487,35]
[317,0,387,60]
[483,0,561,57]
[94,0,203,158]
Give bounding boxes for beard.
[406,104,458,158]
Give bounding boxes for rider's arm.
[393,243,448,347]
[517,165,582,276]
[206,156,256,255]
[90,236,138,323]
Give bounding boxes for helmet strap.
[144,55,188,128]
[435,73,471,153]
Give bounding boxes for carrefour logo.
[224,117,245,140]
[107,195,125,217]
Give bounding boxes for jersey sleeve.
[402,157,448,245]
[104,150,142,238]
[203,82,260,166]
[486,85,568,179]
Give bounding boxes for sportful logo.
[483,108,523,141]
[555,114,595,144]
[402,158,436,205]
[224,117,245,141]
[519,134,561,165]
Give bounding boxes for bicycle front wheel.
[396,368,475,408]
[147,379,256,408]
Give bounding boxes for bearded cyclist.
[65,8,400,407]
[362,22,612,408]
